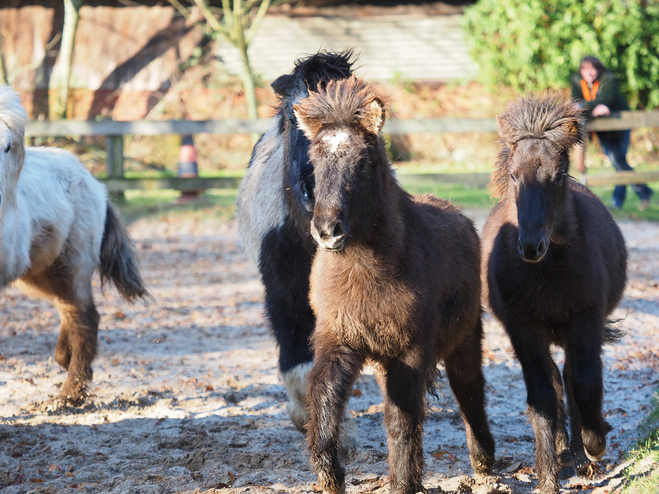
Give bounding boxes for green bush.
[463,0,659,108]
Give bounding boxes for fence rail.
[24,110,659,137]
[24,111,659,191]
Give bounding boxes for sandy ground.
[1,212,658,494]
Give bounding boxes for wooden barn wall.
[0,2,203,119]
[215,15,477,82]
[0,2,202,92]
[0,2,475,119]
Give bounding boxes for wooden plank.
[585,111,659,131]
[23,111,659,137]
[97,172,659,193]
[384,118,497,134]
[25,119,273,136]
[584,171,659,187]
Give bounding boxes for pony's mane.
[490,94,585,198]
[295,76,388,132]
[292,49,356,94]
[0,86,28,141]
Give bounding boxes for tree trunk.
[50,0,84,119]
[0,35,8,86]
[237,41,258,121]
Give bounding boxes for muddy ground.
[1,212,658,494]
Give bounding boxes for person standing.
[571,56,653,210]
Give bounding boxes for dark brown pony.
[294,76,495,494]
[481,95,627,494]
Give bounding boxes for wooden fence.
[24,110,659,191]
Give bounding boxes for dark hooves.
[558,463,576,480]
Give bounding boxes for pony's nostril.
[331,222,344,238]
[537,239,546,255]
[518,238,524,254]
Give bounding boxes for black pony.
[236,50,355,431]
[481,95,627,494]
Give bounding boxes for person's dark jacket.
[571,70,630,118]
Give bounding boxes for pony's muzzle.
[518,236,548,263]
[311,216,346,252]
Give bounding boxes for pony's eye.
[4,143,10,153]
[360,159,370,173]
[510,173,517,182]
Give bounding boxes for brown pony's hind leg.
[444,321,495,476]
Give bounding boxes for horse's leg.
[563,359,588,469]
[23,257,100,405]
[506,325,560,494]
[444,320,495,476]
[307,342,364,494]
[378,350,428,494]
[55,297,100,404]
[259,226,316,431]
[550,359,574,479]
[564,311,609,463]
[54,323,72,370]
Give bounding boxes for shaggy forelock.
[295,76,388,134]
[498,94,585,147]
[490,94,584,199]
[0,86,28,141]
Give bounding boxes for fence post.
[106,134,124,202]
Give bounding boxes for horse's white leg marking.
[281,361,314,432]
[281,360,358,451]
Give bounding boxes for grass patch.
[110,173,659,223]
[620,392,659,493]
[403,183,496,210]
[589,184,659,222]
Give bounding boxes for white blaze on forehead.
[323,131,350,153]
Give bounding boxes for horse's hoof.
[558,463,576,479]
[317,471,345,494]
[582,430,606,462]
[584,447,605,462]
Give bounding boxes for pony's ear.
[560,119,580,144]
[293,106,322,140]
[271,75,295,97]
[496,115,515,143]
[360,98,386,136]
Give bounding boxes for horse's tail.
[99,202,150,303]
[604,318,626,345]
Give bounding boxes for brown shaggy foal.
[294,76,495,494]
[482,95,627,494]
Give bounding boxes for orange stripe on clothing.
[580,79,599,102]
